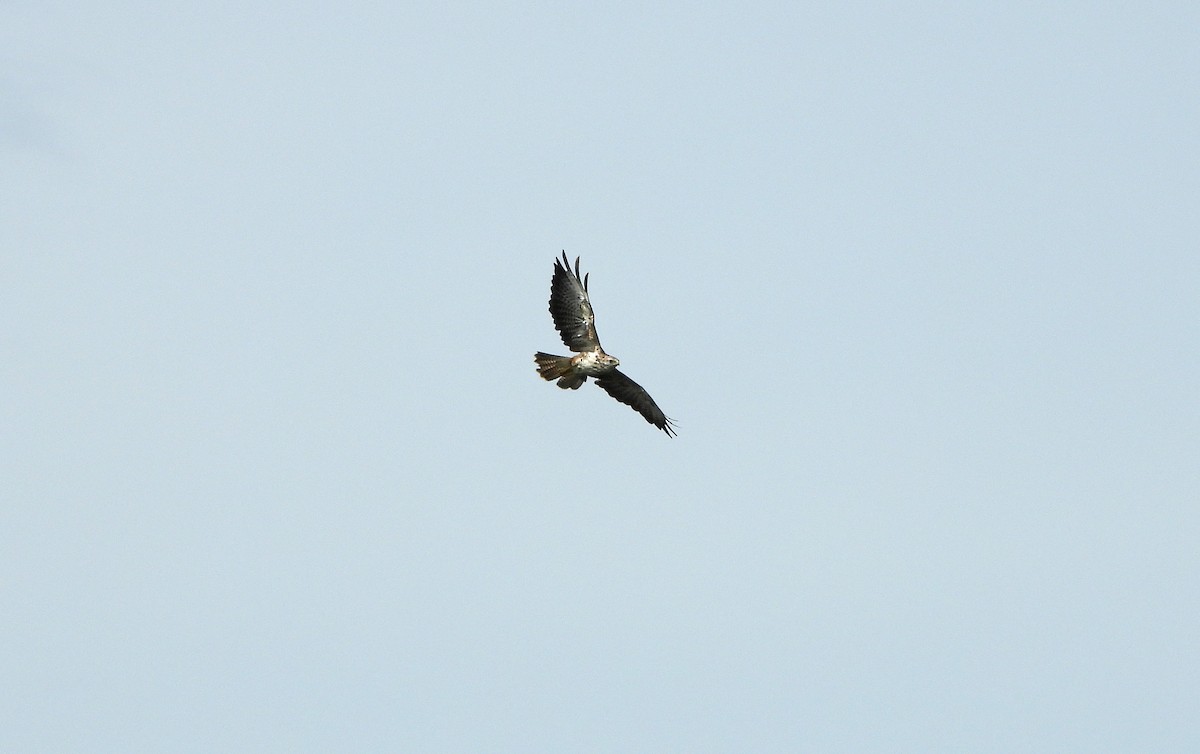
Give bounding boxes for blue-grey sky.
[4,2,1198,751]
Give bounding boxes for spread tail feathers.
[534,352,585,389]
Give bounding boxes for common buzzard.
[534,252,677,437]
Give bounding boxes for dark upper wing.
[594,369,677,437]
[548,251,601,352]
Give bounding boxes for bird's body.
[534,252,676,436]
[573,349,620,376]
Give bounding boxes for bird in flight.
[534,252,677,436]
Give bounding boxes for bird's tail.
[534,352,584,389]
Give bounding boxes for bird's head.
[601,354,620,369]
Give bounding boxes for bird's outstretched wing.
[549,251,601,352]
[595,369,677,437]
